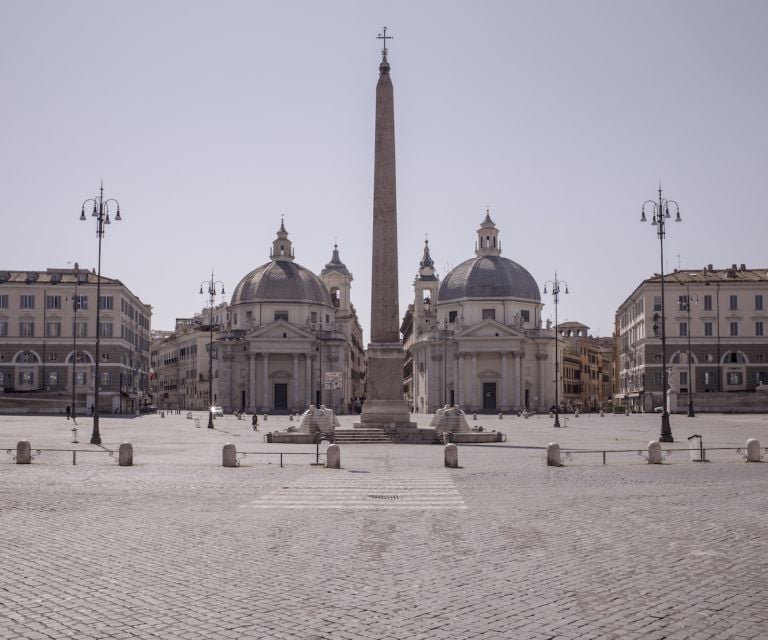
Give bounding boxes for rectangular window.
[756,372,766,385]
[448,310,458,323]
[99,295,113,310]
[482,308,496,320]
[703,295,712,311]
[46,295,62,310]
[756,321,765,337]
[704,322,713,337]
[756,294,764,311]
[310,311,318,324]
[653,296,662,312]
[274,310,289,321]
[49,353,57,362]
[100,371,111,386]
[678,295,688,311]
[653,372,662,386]
[0,372,4,385]
[99,322,113,337]
[48,371,58,386]
[679,322,688,337]
[76,295,88,310]
[704,372,713,385]
[680,371,688,386]
[0,294,7,308]
[730,322,739,337]
[45,321,62,337]
[20,321,35,337]
[74,321,88,337]
[729,295,738,311]
[75,371,86,385]
[521,310,530,323]
[20,294,35,309]
[20,372,34,385]
[727,372,743,385]
[0,321,7,337]
[233,313,238,326]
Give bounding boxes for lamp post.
[71,262,80,424]
[80,183,121,445]
[681,285,698,417]
[200,271,225,429]
[641,186,681,442]
[543,272,568,428]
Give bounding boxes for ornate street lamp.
[200,272,225,429]
[80,183,121,445]
[681,284,698,417]
[543,272,569,428]
[71,262,80,424]
[641,186,681,442]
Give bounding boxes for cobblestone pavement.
[1,412,767,639]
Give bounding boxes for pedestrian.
[90,405,94,416]
[252,414,258,431]
[66,406,71,421]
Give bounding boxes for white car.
[210,406,224,417]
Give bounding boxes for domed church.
[215,220,366,414]
[404,211,557,414]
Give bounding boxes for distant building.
[149,304,227,411]
[557,321,615,412]
[403,212,557,414]
[615,264,768,413]
[0,266,152,414]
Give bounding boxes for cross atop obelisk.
[377,26,392,62]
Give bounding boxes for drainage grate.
[367,494,400,501]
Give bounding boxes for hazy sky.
[2,1,767,340]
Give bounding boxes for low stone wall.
[677,391,768,414]
[451,432,502,443]
[270,432,319,444]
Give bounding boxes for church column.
[514,352,523,409]
[457,353,465,407]
[412,349,420,411]
[470,352,478,410]
[248,353,256,412]
[305,353,312,407]
[453,353,459,407]
[262,352,270,410]
[500,352,509,410]
[292,354,299,412]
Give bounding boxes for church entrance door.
[274,383,288,411]
[483,383,496,411]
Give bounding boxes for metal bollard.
[71,427,78,443]
[16,440,32,464]
[444,443,459,468]
[546,443,561,467]
[746,438,762,462]
[119,442,133,466]
[222,443,237,468]
[648,440,662,464]
[326,444,341,469]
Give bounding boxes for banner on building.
[324,372,342,390]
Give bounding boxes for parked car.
[210,406,224,417]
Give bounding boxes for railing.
[5,446,116,466]
[235,450,326,468]
[559,446,767,465]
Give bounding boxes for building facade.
[212,222,366,414]
[615,264,768,412]
[404,213,558,414]
[0,266,152,414]
[557,321,615,412]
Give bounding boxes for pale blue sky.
[2,0,767,339]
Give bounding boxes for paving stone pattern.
[0,412,767,639]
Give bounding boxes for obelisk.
[358,28,417,436]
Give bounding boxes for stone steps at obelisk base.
[332,428,393,444]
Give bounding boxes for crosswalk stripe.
[250,470,466,510]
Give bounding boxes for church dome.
[230,219,332,306]
[437,210,540,302]
[230,261,332,306]
[438,255,541,302]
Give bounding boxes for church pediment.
[247,320,316,341]
[454,319,524,339]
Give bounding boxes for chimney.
[740,264,746,271]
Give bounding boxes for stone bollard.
[600,410,605,417]
[473,413,477,420]
[118,442,133,466]
[16,440,32,464]
[648,440,662,464]
[222,443,237,468]
[326,444,341,469]
[444,443,459,468]
[546,442,561,467]
[498,412,503,420]
[746,438,762,462]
